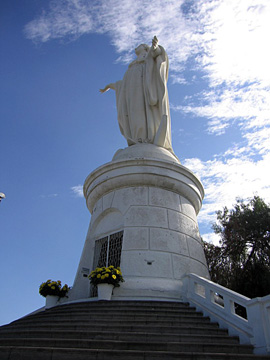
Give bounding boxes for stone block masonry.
[68,144,209,302]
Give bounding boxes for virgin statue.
[100,36,173,153]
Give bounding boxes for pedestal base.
[70,145,209,302]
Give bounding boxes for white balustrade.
[182,273,270,355]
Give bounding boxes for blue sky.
[1,0,269,326]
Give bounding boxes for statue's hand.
[152,36,158,49]
[100,83,116,93]
[100,86,110,93]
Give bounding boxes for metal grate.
[90,231,123,297]
[92,236,108,268]
[108,230,123,268]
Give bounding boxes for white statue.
[100,36,173,153]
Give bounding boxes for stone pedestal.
[70,144,209,302]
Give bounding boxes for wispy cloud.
[176,83,270,135]
[24,0,95,43]
[71,185,84,197]
[180,0,270,230]
[197,0,270,87]
[184,150,270,226]
[201,232,221,246]
[24,0,201,70]
[175,0,270,136]
[40,193,58,198]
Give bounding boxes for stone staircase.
[0,300,269,359]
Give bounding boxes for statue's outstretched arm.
[99,83,116,93]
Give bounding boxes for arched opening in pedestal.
[89,208,124,297]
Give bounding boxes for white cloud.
[71,185,84,197]
[40,193,58,198]
[24,0,201,70]
[176,0,270,135]
[24,0,95,43]
[178,83,270,135]
[243,127,270,155]
[201,232,221,246]
[185,150,270,226]
[198,0,270,87]
[184,104,270,237]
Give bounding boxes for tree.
[203,196,270,298]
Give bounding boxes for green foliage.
[39,280,69,298]
[89,266,124,287]
[203,241,232,289]
[203,196,270,298]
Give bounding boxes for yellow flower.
[97,274,101,278]
[101,275,105,280]
[112,275,116,280]
[51,286,55,290]
[116,270,120,274]
[48,284,52,287]
[105,273,109,278]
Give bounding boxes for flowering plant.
[89,266,124,287]
[39,280,69,298]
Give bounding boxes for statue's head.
[135,44,150,56]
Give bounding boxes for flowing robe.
[114,46,172,153]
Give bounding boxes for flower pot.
[45,295,58,309]
[97,283,114,300]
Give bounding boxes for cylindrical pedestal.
[71,144,209,301]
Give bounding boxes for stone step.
[4,316,215,329]
[9,304,201,321]
[51,300,192,309]
[1,346,269,360]
[31,306,201,318]
[0,329,239,344]
[40,301,197,313]
[0,338,254,353]
[0,322,225,335]
[13,311,206,323]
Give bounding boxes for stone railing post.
[246,296,270,354]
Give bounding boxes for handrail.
[182,273,270,355]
